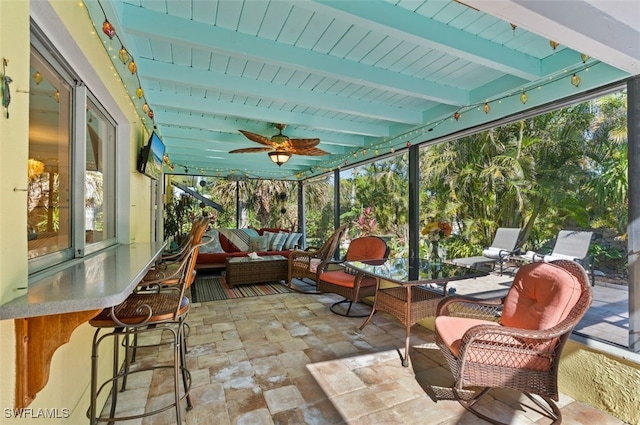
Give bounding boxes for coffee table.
[225,255,288,288]
[346,258,486,367]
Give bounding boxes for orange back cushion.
[345,237,388,262]
[501,262,581,330]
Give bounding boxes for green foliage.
[164,197,196,241]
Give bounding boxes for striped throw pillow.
[264,231,288,251]
[283,232,302,250]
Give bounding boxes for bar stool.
[87,244,200,424]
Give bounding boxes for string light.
[90,0,156,135]
[87,0,600,181]
[571,74,581,87]
[118,46,129,64]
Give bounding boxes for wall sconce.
[268,151,291,166]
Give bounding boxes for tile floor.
[101,277,628,425]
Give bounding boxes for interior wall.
[0,1,152,422]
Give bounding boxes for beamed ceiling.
[82,0,640,181]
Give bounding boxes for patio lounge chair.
[526,230,595,286]
[451,227,520,275]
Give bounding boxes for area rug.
[191,275,292,302]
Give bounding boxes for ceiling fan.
[229,123,329,166]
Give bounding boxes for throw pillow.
[199,229,226,253]
[249,235,268,251]
[264,231,288,251]
[283,232,302,250]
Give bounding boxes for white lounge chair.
[451,227,521,275]
[525,230,595,285]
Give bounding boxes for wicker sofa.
[196,227,301,270]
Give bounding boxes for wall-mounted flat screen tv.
[137,131,165,180]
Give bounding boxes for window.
[28,26,117,272]
[85,99,116,247]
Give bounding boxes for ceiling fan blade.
[289,138,321,150]
[229,147,273,154]
[238,130,274,147]
[290,146,330,156]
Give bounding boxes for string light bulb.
[571,73,581,87]
[581,53,589,63]
[142,103,150,113]
[135,87,144,98]
[33,71,43,85]
[453,112,461,121]
[118,46,129,64]
[483,103,490,114]
[549,40,559,50]
[102,20,115,39]
[128,59,137,74]
[520,92,528,104]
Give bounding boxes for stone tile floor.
[101,277,628,424]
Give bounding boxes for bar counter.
[0,242,166,320]
[0,242,166,409]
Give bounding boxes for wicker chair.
[434,260,592,425]
[287,224,348,293]
[317,236,389,317]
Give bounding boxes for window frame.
[28,14,128,274]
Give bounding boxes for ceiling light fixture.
[268,151,291,166]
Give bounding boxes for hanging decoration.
[571,74,581,87]
[118,46,129,64]
[1,58,12,118]
[89,0,158,138]
[520,92,528,104]
[549,40,559,50]
[102,20,115,39]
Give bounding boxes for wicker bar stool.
[87,244,200,424]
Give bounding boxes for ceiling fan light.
[268,151,291,166]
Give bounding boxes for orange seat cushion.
[501,262,581,330]
[319,270,378,288]
[435,316,554,371]
[436,316,499,357]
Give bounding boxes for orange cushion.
[345,237,388,262]
[435,316,499,357]
[501,262,581,330]
[435,316,553,371]
[319,270,377,288]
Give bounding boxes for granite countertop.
[0,242,165,320]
